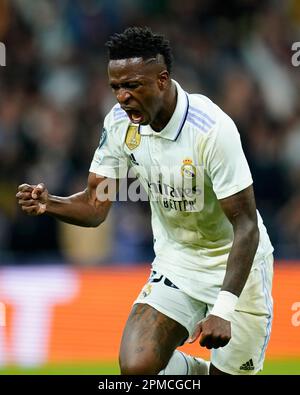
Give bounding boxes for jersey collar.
[139,80,189,141]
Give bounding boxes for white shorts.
[134,254,274,375]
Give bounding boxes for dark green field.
[0,359,299,375]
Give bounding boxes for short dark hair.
[105,26,173,73]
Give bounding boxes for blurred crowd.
[0,0,300,265]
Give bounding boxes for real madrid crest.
[141,284,152,298]
[181,158,196,178]
[125,125,141,150]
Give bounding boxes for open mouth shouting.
[123,108,145,124]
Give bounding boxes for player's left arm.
[189,185,259,349]
[219,184,259,296]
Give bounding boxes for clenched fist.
[187,314,231,349]
[16,183,49,215]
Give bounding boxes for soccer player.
[16,27,274,375]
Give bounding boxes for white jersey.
[90,80,273,303]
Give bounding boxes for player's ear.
[157,70,169,90]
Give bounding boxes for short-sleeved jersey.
[90,80,273,303]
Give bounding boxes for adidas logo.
[240,359,255,371]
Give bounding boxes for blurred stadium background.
[0,0,300,375]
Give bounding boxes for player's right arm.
[17,106,128,226]
[16,172,116,227]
